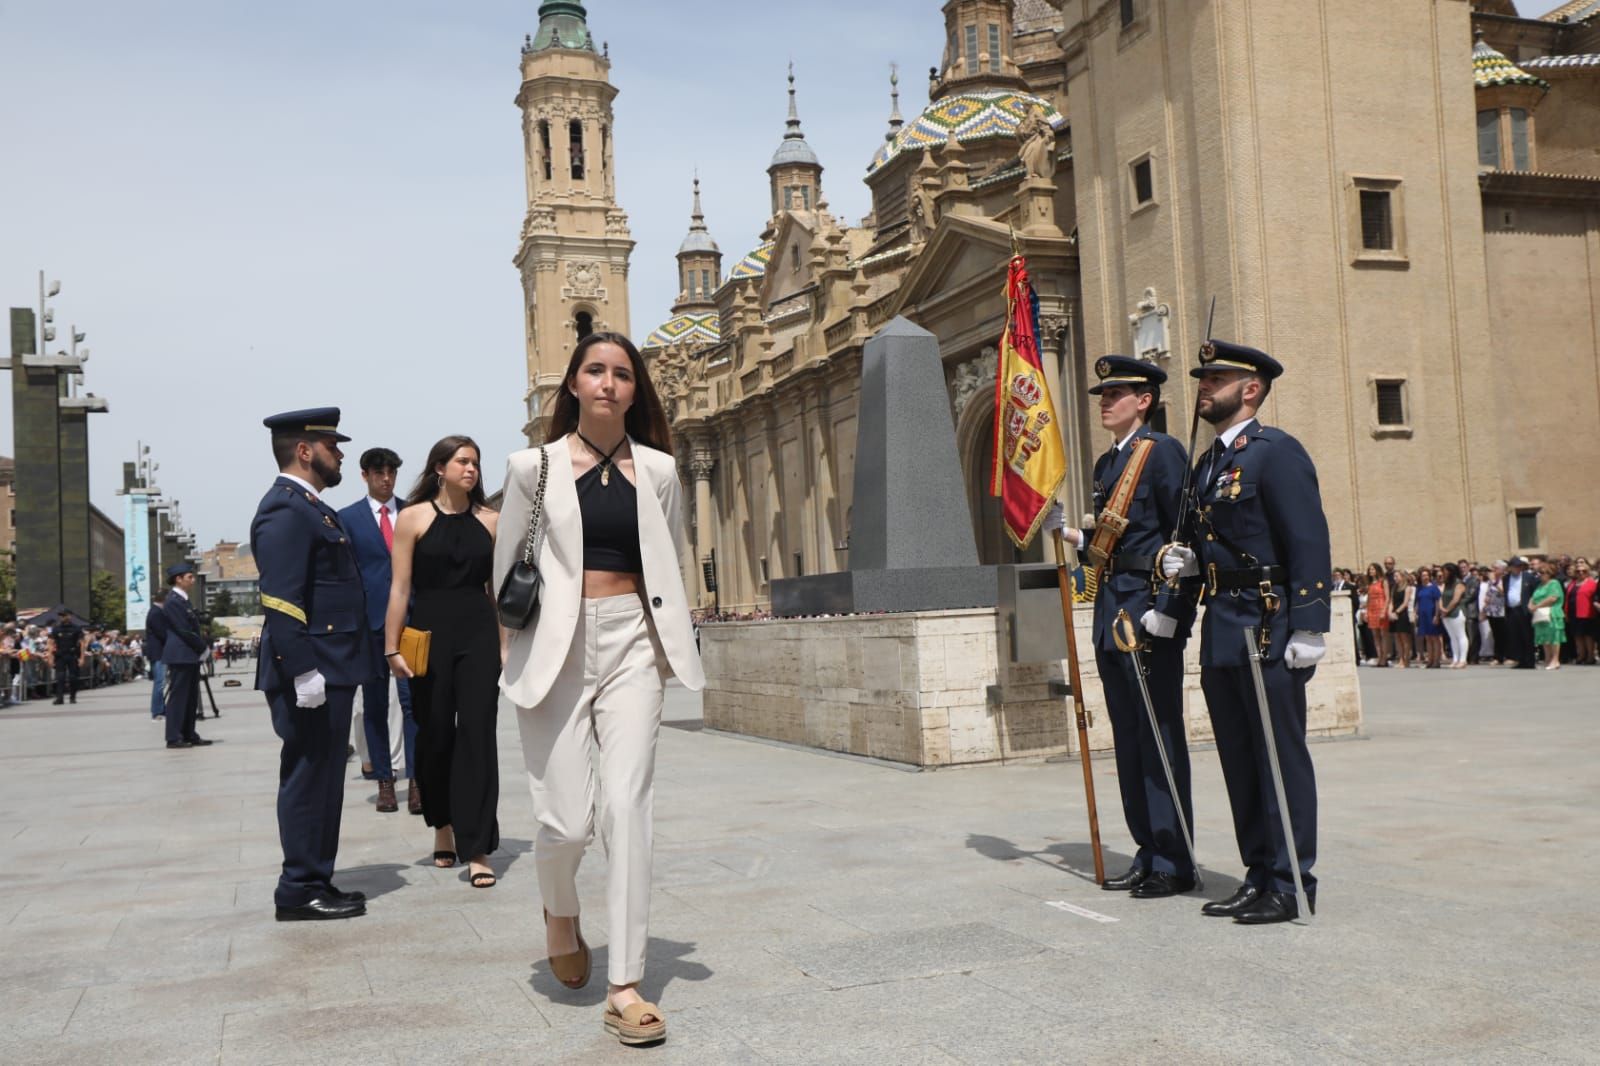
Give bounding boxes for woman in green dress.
[1530,561,1566,671]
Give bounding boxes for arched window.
[701,269,711,296]
[569,119,585,180]
[1509,108,1530,171]
[600,124,609,175]
[575,310,593,340]
[538,120,552,181]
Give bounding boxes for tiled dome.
[728,241,774,280]
[867,90,1066,174]
[1472,35,1549,90]
[643,311,719,350]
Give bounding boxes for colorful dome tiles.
[729,241,774,280]
[1473,36,1549,90]
[867,90,1066,173]
[643,311,719,350]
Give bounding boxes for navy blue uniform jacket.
[160,592,209,665]
[1180,421,1333,666]
[251,477,373,693]
[143,603,171,662]
[1080,425,1195,651]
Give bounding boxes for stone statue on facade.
[1017,105,1056,181]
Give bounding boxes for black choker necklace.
[576,431,625,487]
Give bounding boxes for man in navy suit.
[336,447,416,815]
[1047,356,1196,899]
[1162,340,1332,925]
[254,407,373,921]
[161,564,213,748]
[143,590,170,720]
[1500,557,1538,669]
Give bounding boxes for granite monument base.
[700,599,1363,768]
[771,566,999,617]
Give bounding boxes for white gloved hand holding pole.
[1160,544,1198,581]
[1139,609,1178,640]
[1284,631,1326,669]
[293,669,328,709]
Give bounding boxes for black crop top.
[577,464,643,573]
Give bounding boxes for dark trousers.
[1464,615,1481,663]
[52,661,78,702]
[1096,639,1194,877]
[359,665,416,782]
[1504,607,1537,667]
[1201,660,1318,896]
[163,664,200,744]
[411,635,501,861]
[1487,616,1507,661]
[267,683,356,907]
[149,661,166,718]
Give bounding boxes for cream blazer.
[495,434,705,709]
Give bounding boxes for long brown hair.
[545,331,673,454]
[405,435,489,510]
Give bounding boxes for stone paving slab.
[1,662,1597,1063]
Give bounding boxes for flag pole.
[1052,529,1105,885]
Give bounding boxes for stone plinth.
[700,600,1362,768]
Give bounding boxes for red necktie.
[379,505,394,552]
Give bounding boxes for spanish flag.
[990,254,1066,549]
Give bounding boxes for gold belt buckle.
[1260,578,1281,614]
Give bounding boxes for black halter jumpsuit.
[410,503,500,861]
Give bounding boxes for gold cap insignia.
[1199,341,1216,362]
[1095,358,1110,377]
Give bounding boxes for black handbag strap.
[521,446,549,566]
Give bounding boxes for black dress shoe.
[166,740,193,749]
[328,886,367,903]
[1130,871,1197,899]
[275,896,366,922]
[186,736,214,746]
[1234,890,1313,925]
[1101,865,1147,891]
[1201,884,1262,917]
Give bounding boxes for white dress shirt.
[367,495,398,530]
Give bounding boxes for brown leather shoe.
[406,780,423,816]
[376,779,398,813]
[544,908,590,989]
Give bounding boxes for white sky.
[0,0,1575,548]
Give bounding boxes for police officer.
[48,614,86,705]
[1160,340,1331,925]
[161,563,213,747]
[1049,356,1196,898]
[254,408,372,921]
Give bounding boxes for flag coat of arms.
[990,254,1067,549]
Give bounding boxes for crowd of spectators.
[0,621,149,705]
[1338,553,1597,672]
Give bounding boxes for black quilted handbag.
[495,445,549,630]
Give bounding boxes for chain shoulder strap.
[521,445,549,566]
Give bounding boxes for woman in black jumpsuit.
[385,435,502,887]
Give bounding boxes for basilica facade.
[515,0,1600,613]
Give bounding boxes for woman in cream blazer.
[495,331,702,1046]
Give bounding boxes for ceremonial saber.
[1161,296,1217,589]
[1052,530,1105,885]
[1244,627,1311,924]
[1113,611,1200,888]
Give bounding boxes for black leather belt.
[1208,564,1287,593]
[1109,553,1157,574]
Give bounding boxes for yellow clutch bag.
[398,627,431,678]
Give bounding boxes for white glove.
[1160,544,1198,580]
[1042,502,1065,534]
[1139,610,1177,639]
[293,668,327,709]
[1284,631,1326,669]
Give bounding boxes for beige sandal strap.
[618,1001,663,1027]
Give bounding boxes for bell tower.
[513,0,633,442]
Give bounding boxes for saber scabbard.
[1053,529,1105,885]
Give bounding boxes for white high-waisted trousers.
[1443,614,1469,665]
[516,593,665,986]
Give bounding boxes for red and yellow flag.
[990,254,1066,549]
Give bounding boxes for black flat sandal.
[470,870,496,888]
[432,851,456,868]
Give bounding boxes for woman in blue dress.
[1414,566,1443,668]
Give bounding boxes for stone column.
[1037,303,1089,516]
[689,446,716,607]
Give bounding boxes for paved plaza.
[0,663,1596,1064]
